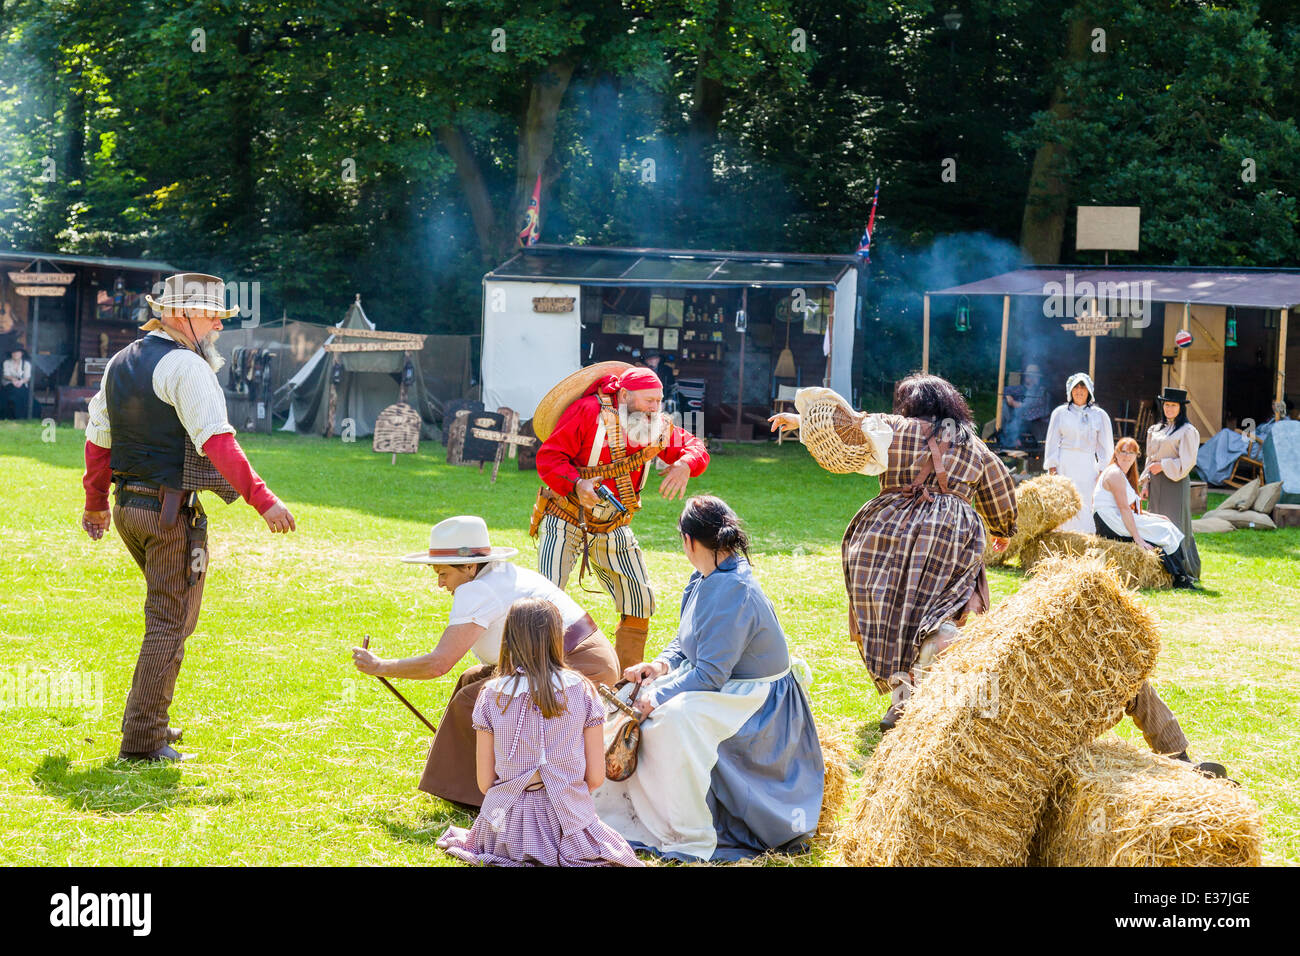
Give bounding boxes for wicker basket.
[794,387,886,474]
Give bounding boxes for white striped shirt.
[85,330,235,453]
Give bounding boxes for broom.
[774,308,796,378]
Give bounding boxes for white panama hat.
[401,515,518,565]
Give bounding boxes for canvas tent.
[275,296,437,438]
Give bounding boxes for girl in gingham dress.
[437,597,642,867]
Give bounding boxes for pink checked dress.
[436,669,642,867]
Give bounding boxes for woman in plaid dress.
[772,374,1018,732]
[436,598,641,867]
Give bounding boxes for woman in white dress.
[1093,438,1197,589]
[1043,372,1113,533]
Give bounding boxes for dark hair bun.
[678,495,750,561]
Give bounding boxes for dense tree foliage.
[1,0,1296,339]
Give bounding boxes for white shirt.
[449,562,587,665]
[84,330,235,453]
[2,358,31,386]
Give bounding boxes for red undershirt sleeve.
[202,432,279,514]
[82,441,112,512]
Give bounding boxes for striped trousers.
[112,498,207,755]
[534,513,655,619]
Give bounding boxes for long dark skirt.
[1147,472,1200,579]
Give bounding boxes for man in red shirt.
[80,273,296,762]
[532,366,709,671]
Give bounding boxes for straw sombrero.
[794,387,891,475]
[532,361,631,443]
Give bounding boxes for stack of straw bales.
[835,556,1260,866]
[837,556,1159,865]
[1031,739,1263,866]
[1019,530,1172,589]
[983,473,1082,565]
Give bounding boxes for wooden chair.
[1132,400,1155,450]
[773,384,800,444]
[1224,436,1264,488]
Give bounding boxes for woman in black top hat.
[1142,386,1201,580]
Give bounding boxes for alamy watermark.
[1042,273,1153,328]
[1,665,103,717]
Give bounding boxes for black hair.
[1156,401,1189,434]
[678,495,750,565]
[893,373,974,443]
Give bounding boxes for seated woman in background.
[592,495,825,863]
[1093,437,1197,589]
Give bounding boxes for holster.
[159,486,186,529]
[185,503,208,588]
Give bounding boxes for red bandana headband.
[589,367,663,397]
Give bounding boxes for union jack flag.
[518,172,541,246]
[857,178,880,261]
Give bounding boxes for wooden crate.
[1273,503,1300,529]
[1190,480,1207,514]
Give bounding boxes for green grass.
[1,420,1296,865]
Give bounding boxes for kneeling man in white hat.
[351,516,619,809]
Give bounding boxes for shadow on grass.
[374,805,474,846]
[31,754,247,813]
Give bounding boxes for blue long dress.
[593,554,825,862]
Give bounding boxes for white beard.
[624,411,664,447]
[197,330,225,373]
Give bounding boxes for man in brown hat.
[531,363,709,671]
[80,273,296,762]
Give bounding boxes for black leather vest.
[105,335,190,488]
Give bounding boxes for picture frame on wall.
[662,328,679,350]
[648,293,684,328]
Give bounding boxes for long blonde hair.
[495,597,574,719]
[1107,436,1142,493]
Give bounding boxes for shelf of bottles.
[679,291,730,363]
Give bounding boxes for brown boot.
[613,615,650,674]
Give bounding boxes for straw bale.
[984,474,1082,565]
[1020,531,1172,590]
[816,722,856,843]
[836,556,1160,866]
[1030,738,1262,866]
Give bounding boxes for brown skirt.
[417,632,619,808]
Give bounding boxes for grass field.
[1,420,1296,866]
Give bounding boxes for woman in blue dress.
[592,495,825,862]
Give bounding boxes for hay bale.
[836,556,1160,866]
[1021,531,1172,590]
[816,723,855,844]
[983,474,1082,565]
[1030,738,1263,866]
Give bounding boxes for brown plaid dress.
[839,415,1018,693]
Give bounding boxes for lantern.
[955,296,971,332]
[1226,306,1238,347]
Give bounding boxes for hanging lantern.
[955,296,971,332]
[1226,306,1238,347]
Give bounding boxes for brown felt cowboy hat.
[532,360,632,443]
[142,273,241,330]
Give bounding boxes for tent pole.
[995,295,1009,432]
[1089,296,1098,382]
[326,359,339,438]
[735,288,746,436]
[1179,302,1190,390]
[1277,306,1290,420]
[922,295,930,373]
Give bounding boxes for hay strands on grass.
[1030,738,1263,867]
[814,721,856,847]
[836,555,1160,866]
[983,473,1082,565]
[1020,530,1172,590]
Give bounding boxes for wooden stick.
[361,635,438,733]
